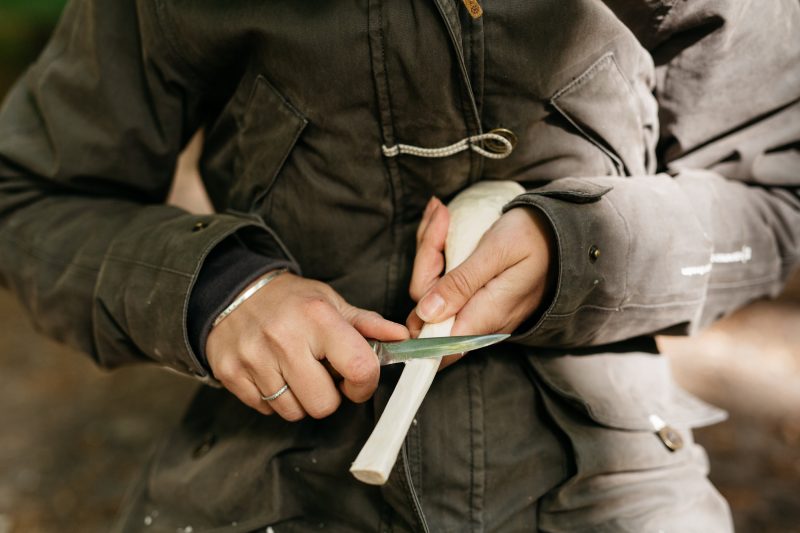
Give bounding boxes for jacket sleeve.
[507,0,800,347]
[0,0,297,382]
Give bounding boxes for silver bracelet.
[211,268,289,328]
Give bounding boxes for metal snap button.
[192,221,208,232]
[589,245,601,262]
[483,128,518,154]
[657,426,684,452]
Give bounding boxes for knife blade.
[370,334,509,366]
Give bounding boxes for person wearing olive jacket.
[1,0,798,531]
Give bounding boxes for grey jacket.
[0,0,797,530]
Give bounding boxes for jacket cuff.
[187,235,299,370]
[503,177,706,347]
[93,210,299,385]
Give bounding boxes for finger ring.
[261,384,290,402]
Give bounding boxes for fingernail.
[417,293,445,322]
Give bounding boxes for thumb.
[415,241,501,323]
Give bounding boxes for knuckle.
[409,285,420,301]
[236,339,263,367]
[260,321,290,352]
[409,275,428,302]
[257,403,275,416]
[307,394,341,419]
[212,359,239,383]
[357,310,382,326]
[242,391,265,412]
[303,297,334,320]
[345,383,376,404]
[281,408,306,422]
[254,402,273,416]
[345,353,379,386]
[445,268,476,298]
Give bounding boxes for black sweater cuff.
[187,236,298,369]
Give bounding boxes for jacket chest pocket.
[550,52,656,177]
[230,75,308,212]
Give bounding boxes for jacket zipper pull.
[461,0,483,19]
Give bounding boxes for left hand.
[407,197,556,367]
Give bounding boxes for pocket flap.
[230,75,308,211]
[551,53,646,176]
[528,351,727,431]
[525,177,613,203]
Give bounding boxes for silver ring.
[261,384,290,402]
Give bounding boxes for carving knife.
[369,334,509,366]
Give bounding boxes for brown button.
[589,245,601,262]
[484,128,518,154]
[192,221,208,232]
[193,433,217,459]
[657,426,684,451]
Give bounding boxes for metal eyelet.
[483,128,518,154]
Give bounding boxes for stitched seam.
[551,52,614,101]
[467,363,475,529]
[548,299,705,319]
[550,98,624,173]
[379,5,398,144]
[434,0,482,139]
[535,190,610,199]
[368,0,404,319]
[103,256,192,278]
[707,274,781,290]
[240,75,308,213]
[604,193,631,309]
[153,0,207,86]
[550,52,636,174]
[608,54,646,174]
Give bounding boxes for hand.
[407,197,555,366]
[206,273,409,421]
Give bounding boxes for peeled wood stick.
[350,180,525,485]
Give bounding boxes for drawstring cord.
[381,131,514,160]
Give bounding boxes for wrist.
[517,205,558,324]
[527,206,558,298]
[212,268,289,328]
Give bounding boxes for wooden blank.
[350,180,525,485]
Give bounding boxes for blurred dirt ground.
[660,275,800,532]
[0,270,798,532]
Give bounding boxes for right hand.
[206,272,409,421]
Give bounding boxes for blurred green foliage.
[1,0,67,19]
[0,0,67,95]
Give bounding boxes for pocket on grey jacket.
[550,52,652,177]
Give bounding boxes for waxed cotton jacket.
[0,0,798,531]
